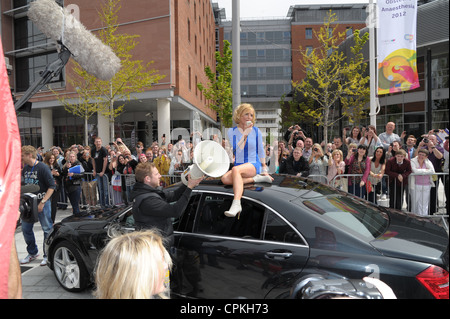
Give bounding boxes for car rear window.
[295,195,389,240]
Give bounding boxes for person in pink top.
[345,144,371,199]
[327,149,346,189]
[409,149,435,216]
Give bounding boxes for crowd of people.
[24,119,448,223]
[18,101,448,299]
[29,135,200,214]
[272,121,449,216]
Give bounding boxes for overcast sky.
[214,0,372,19]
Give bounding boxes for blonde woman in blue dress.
[221,103,273,217]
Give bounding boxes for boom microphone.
[20,183,40,194]
[27,0,121,81]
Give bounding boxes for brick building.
[2,0,220,149]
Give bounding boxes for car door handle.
[265,250,292,260]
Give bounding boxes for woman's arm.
[361,157,372,184]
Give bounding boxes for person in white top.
[409,149,435,216]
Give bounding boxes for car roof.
[193,174,336,201]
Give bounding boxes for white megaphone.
[181,140,230,185]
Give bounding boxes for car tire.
[52,241,89,292]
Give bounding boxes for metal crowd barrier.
[59,172,184,211]
[325,172,448,223]
[307,174,328,185]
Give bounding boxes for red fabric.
[0,42,22,298]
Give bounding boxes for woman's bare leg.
[221,163,256,199]
[222,163,256,217]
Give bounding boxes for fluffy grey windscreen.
[28,0,121,81]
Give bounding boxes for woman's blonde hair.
[329,149,343,165]
[94,230,172,299]
[309,143,324,163]
[233,103,255,125]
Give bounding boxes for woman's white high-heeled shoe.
[224,200,242,218]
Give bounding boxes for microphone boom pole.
[14,0,122,113]
[14,45,71,112]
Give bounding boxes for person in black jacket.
[117,152,138,204]
[284,124,308,149]
[80,150,97,207]
[130,162,203,249]
[385,149,412,210]
[279,147,310,177]
[44,152,62,223]
[62,151,84,216]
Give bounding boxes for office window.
[188,66,192,91]
[306,46,313,56]
[224,31,231,42]
[241,85,248,96]
[257,67,266,78]
[241,67,248,79]
[283,66,292,78]
[256,32,265,43]
[284,84,293,94]
[195,75,198,95]
[432,55,449,89]
[187,19,191,42]
[265,31,274,42]
[14,17,48,50]
[13,0,65,93]
[305,28,313,39]
[257,49,265,57]
[16,51,60,92]
[257,85,266,95]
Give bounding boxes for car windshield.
[292,194,389,240]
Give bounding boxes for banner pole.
[369,0,378,127]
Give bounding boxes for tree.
[56,77,102,146]
[279,91,317,133]
[293,10,370,144]
[197,40,233,129]
[54,0,164,143]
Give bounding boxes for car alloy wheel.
[52,241,89,292]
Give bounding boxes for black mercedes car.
[46,175,449,299]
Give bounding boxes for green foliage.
[197,40,233,128]
[293,10,370,143]
[279,92,317,131]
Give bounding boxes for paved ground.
[15,208,94,299]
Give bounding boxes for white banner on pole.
[377,0,419,95]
